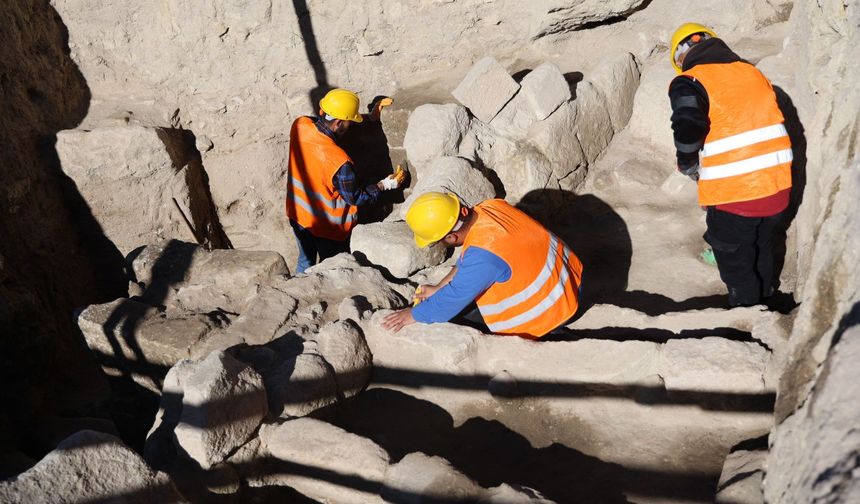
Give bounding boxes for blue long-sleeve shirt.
[412,246,512,323]
[313,117,381,206]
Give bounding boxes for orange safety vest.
[285,116,358,241]
[462,200,583,339]
[683,61,792,206]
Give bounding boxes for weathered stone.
[77,298,215,392]
[402,103,470,169]
[588,52,641,132]
[254,418,390,503]
[495,145,555,203]
[399,157,496,220]
[489,89,540,139]
[452,57,520,123]
[265,353,339,418]
[715,449,766,504]
[145,359,197,469]
[660,338,769,394]
[625,57,678,157]
[351,221,447,278]
[221,286,298,345]
[532,0,650,38]
[0,430,187,503]
[130,240,289,313]
[571,81,615,164]
[382,452,484,503]
[480,484,556,503]
[174,351,268,469]
[520,62,571,120]
[527,101,587,180]
[55,125,225,255]
[312,320,373,399]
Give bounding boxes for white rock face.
[311,320,374,399]
[174,351,268,469]
[56,125,225,255]
[399,157,497,220]
[382,452,485,503]
[520,62,571,121]
[588,52,641,132]
[452,57,520,123]
[716,449,766,504]
[255,418,390,504]
[660,337,768,394]
[0,430,187,503]
[351,221,447,278]
[130,240,289,314]
[402,104,470,170]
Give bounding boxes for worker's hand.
[415,283,440,301]
[382,308,416,333]
[369,96,393,121]
[378,165,407,190]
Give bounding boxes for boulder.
[254,418,390,503]
[588,52,641,133]
[489,89,541,140]
[532,0,650,38]
[402,103,470,170]
[55,125,225,255]
[520,62,571,121]
[625,56,677,157]
[0,430,187,503]
[399,157,496,220]
[527,101,587,183]
[571,81,615,164]
[130,240,289,314]
[715,449,766,504]
[310,320,374,399]
[221,286,298,345]
[659,338,769,394]
[77,298,216,392]
[351,221,447,279]
[452,57,520,123]
[145,359,197,469]
[264,352,339,418]
[174,351,268,469]
[382,452,484,503]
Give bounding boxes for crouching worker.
[383,192,584,339]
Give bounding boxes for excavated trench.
[3,1,859,503]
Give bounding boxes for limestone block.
[402,103,470,169]
[56,125,224,255]
[78,298,215,392]
[452,57,520,123]
[130,240,289,313]
[276,254,409,327]
[495,146,555,203]
[255,418,390,503]
[659,338,769,394]
[588,52,641,133]
[480,484,557,503]
[174,351,268,469]
[572,81,615,164]
[351,221,447,278]
[311,320,373,398]
[399,157,496,220]
[264,353,339,418]
[528,101,587,179]
[520,62,571,120]
[382,452,484,503]
[489,90,540,140]
[145,359,197,469]
[0,430,187,503]
[221,286,298,345]
[380,105,411,149]
[715,449,766,504]
[626,57,677,157]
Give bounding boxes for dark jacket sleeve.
[668,75,710,169]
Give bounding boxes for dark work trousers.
[704,207,783,307]
[290,220,350,274]
[452,302,490,332]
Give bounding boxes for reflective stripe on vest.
[683,61,792,206]
[485,237,576,333]
[287,177,358,225]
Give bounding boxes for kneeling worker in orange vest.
[383,193,584,339]
[286,88,405,273]
[669,23,792,307]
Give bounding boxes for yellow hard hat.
[405,192,461,248]
[319,88,363,123]
[669,23,717,74]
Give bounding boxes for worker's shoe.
[727,287,760,308]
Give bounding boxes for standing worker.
[668,23,792,307]
[286,88,406,273]
[383,193,584,339]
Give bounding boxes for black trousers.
[704,207,783,306]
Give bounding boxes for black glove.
[678,161,700,181]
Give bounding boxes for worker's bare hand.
[382,308,416,333]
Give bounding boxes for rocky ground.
[1,0,858,503]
